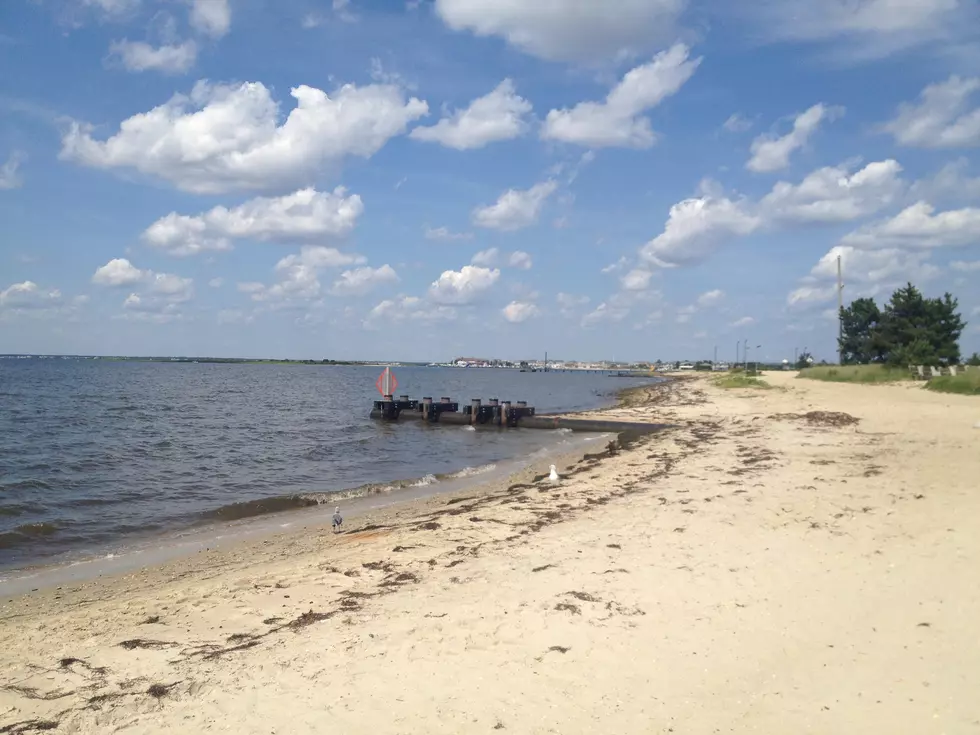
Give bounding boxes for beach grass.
[925,371,980,396]
[713,373,771,390]
[797,364,912,384]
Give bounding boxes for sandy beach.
[2,372,978,734]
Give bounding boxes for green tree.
[966,353,980,367]
[878,284,965,366]
[838,284,966,366]
[839,297,886,364]
[795,351,814,370]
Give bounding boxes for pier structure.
[371,396,670,434]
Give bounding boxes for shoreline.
[0,377,662,581]
[0,380,664,592]
[3,373,977,733]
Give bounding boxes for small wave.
[462,425,476,432]
[0,504,28,518]
[0,479,52,492]
[0,522,62,550]
[201,495,325,522]
[196,464,498,525]
[446,463,497,479]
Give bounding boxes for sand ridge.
[1,373,978,734]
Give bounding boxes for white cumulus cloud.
[330,265,399,296]
[747,103,843,173]
[909,158,980,204]
[60,80,428,194]
[508,251,533,270]
[841,201,980,249]
[541,44,700,148]
[143,187,364,256]
[189,0,231,38]
[788,244,940,308]
[428,265,500,304]
[882,76,980,149]
[365,295,458,328]
[639,186,762,266]
[735,0,968,62]
[92,258,147,286]
[471,248,499,266]
[0,281,62,311]
[241,246,368,306]
[107,39,197,74]
[621,268,653,291]
[434,0,686,63]
[639,160,905,267]
[697,289,725,307]
[410,79,532,150]
[502,300,539,323]
[92,258,193,303]
[472,180,557,231]
[760,159,904,223]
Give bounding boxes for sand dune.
[2,372,978,734]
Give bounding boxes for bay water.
[0,360,656,573]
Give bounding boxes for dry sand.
[2,372,979,734]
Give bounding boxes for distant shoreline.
[0,355,661,372]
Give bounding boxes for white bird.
[549,464,560,483]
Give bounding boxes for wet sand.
[1,372,979,734]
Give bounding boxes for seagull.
[332,507,343,533]
[549,464,560,483]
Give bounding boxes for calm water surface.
[0,360,656,570]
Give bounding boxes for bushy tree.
[967,353,980,367]
[838,283,966,366]
[839,297,886,364]
[795,351,813,369]
[878,284,964,366]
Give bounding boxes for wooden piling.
[470,398,481,425]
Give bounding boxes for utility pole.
[743,338,749,371]
[837,254,844,365]
[713,345,717,366]
[735,341,739,366]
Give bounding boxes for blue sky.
[1,0,979,362]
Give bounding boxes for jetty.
[370,396,671,434]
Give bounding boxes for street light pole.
[837,254,844,365]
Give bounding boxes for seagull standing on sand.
[549,464,560,483]
[332,507,343,533]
